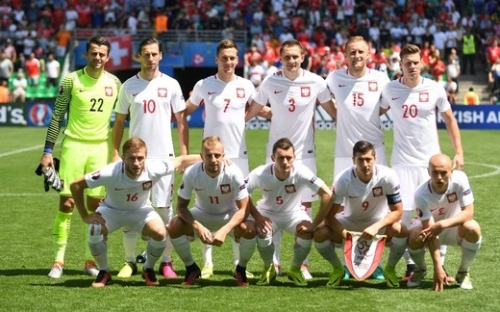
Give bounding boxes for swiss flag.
[106,35,132,71]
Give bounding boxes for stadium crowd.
[0,0,498,104]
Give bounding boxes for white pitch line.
[467,162,500,179]
[0,144,44,158]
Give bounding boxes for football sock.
[459,237,481,273]
[272,231,282,265]
[387,237,407,267]
[157,206,174,263]
[408,247,426,270]
[292,237,312,268]
[144,238,167,270]
[315,240,341,267]
[201,242,213,266]
[52,211,72,263]
[439,245,447,265]
[232,240,240,266]
[122,228,138,263]
[257,234,274,267]
[238,237,256,267]
[88,224,108,271]
[171,235,194,266]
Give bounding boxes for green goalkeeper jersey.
[44,67,121,149]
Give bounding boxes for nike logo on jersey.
[195,188,205,191]
[338,84,346,87]
[132,93,138,96]
[208,91,216,95]
[263,188,273,192]
[392,97,400,100]
[274,90,282,94]
[114,188,124,191]
[79,89,86,93]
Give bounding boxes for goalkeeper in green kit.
[38,36,121,279]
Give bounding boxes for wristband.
[43,147,53,154]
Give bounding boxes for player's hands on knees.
[256,216,273,236]
[196,226,214,245]
[433,266,448,292]
[211,230,227,246]
[84,213,106,226]
[296,222,313,236]
[421,222,443,241]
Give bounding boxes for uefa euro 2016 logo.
[29,103,52,126]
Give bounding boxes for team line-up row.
[38,36,479,291]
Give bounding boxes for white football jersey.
[178,163,248,215]
[253,69,332,159]
[246,163,325,213]
[334,164,401,222]
[86,159,175,211]
[189,74,255,159]
[326,68,390,157]
[414,170,474,222]
[380,77,451,166]
[116,73,186,159]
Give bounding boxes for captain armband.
[386,192,402,205]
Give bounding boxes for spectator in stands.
[11,70,27,103]
[444,76,458,105]
[0,80,9,103]
[4,39,17,65]
[52,5,66,32]
[464,87,480,105]
[462,27,477,75]
[91,5,106,28]
[45,52,60,89]
[56,26,72,59]
[486,37,500,68]
[126,11,139,35]
[488,57,500,102]
[25,52,41,90]
[446,52,461,89]
[77,0,92,28]
[0,51,13,85]
[65,4,79,31]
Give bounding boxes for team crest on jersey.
[447,192,458,203]
[419,92,429,102]
[372,186,383,197]
[91,171,100,180]
[285,184,296,194]
[368,81,378,91]
[236,88,245,98]
[464,188,471,195]
[220,184,231,194]
[301,86,311,97]
[105,86,113,96]
[158,88,168,98]
[142,181,152,191]
[309,177,317,184]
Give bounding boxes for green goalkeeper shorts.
[58,137,109,198]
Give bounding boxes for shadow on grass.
[0,268,84,277]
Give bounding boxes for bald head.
[429,154,453,170]
[428,154,453,192]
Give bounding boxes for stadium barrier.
[1,101,499,130]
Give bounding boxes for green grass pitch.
[0,127,499,311]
